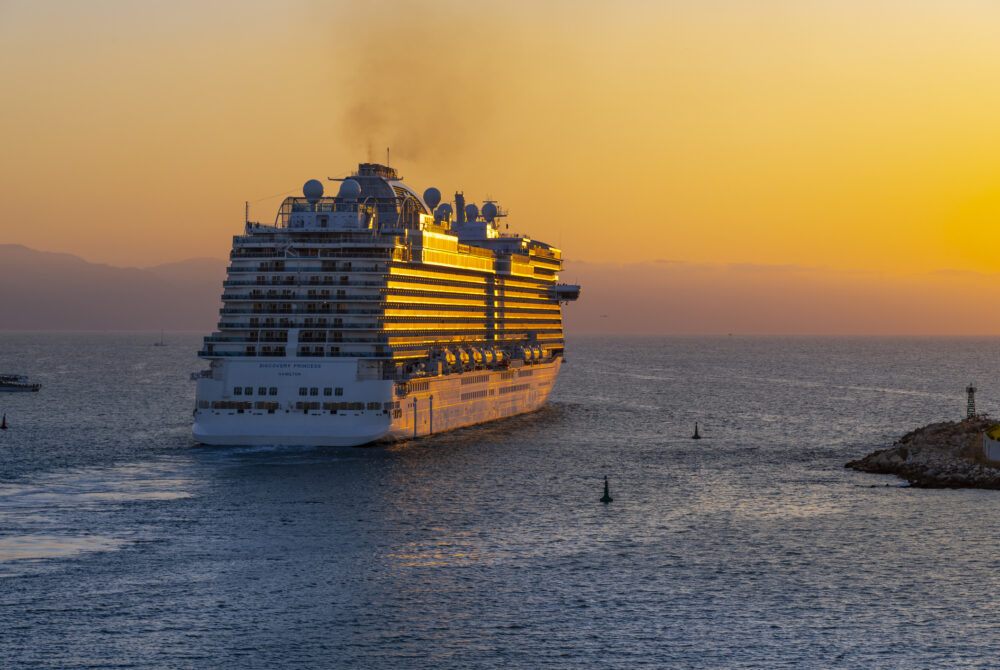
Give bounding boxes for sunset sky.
[3,1,1000,329]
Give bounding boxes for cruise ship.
[193,163,579,446]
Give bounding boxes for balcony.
[198,350,390,359]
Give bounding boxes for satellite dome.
[434,203,453,221]
[465,203,479,222]
[423,187,441,210]
[303,179,323,204]
[482,202,498,223]
[338,179,361,200]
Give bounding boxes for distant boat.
[0,374,40,392]
[153,330,167,347]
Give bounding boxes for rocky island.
[847,417,1000,488]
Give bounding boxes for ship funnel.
[455,192,466,225]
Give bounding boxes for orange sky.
[3,0,1000,280]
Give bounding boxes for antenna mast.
[386,147,390,166]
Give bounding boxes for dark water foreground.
[2,333,1000,668]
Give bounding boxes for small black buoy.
[600,475,613,503]
[1,413,7,430]
[691,422,701,440]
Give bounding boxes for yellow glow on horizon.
[2,0,1000,285]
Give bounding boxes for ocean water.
[2,333,1000,668]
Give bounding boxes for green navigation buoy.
[692,422,701,440]
[0,413,6,430]
[600,476,613,503]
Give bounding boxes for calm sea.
[2,333,1000,668]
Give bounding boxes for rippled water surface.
[2,333,1000,668]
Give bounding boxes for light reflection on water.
[0,459,195,571]
[0,535,125,562]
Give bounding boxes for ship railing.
[225,264,385,274]
[221,305,381,315]
[221,293,381,304]
[230,250,393,261]
[198,350,390,359]
[220,279,384,287]
[203,336,260,343]
[231,238,394,251]
[217,321,378,330]
[268,337,386,344]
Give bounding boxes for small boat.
[153,330,167,347]
[0,374,41,392]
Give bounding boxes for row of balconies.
[221,292,378,302]
[219,321,374,330]
[220,307,380,316]
[225,263,385,274]
[199,349,388,359]
[215,323,562,337]
[223,308,382,318]
[203,334,389,344]
[230,248,391,258]
[233,232,399,246]
[222,278,384,288]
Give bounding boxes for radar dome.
[303,179,324,204]
[465,203,479,222]
[423,187,441,210]
[482,202,498,222]
[338,179,361,200]
[434,203,453,221]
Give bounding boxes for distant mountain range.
[3,244,998,334]
[0,245,227,330]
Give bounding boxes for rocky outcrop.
[846,417,1000,488]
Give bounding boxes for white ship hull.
[193,358,561,447]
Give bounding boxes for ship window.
[324,387,332,396]
[258,387,266,396]
[335,387,344,396]
[299,387,307,396]
[245,387,253,395]
[310,387,318,396]
[269,387,277,395]
[234,387,243,395]
[367,401,380,410]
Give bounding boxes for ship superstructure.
[193,163,579,446]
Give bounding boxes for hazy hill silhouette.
[0,245,226,330]
[3,245,999,334]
